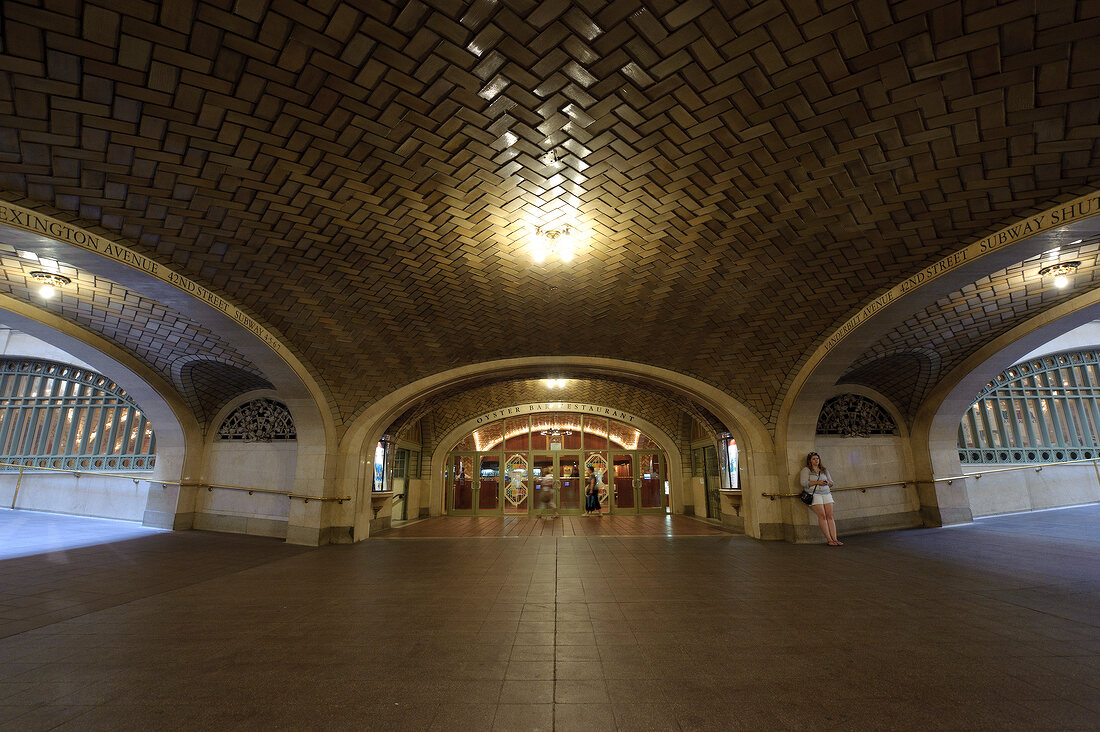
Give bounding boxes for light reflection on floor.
[0,508,164,560]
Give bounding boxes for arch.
[911,286,1100,523]
[428,403,685,518]
[779,192,1100,530]
[0,197,337,462]
[0,198,341,543]
[0,292,199,528]
[336,357,777,540]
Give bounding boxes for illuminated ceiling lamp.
[1038,261,1080,289]
[531,224,577,263]
[29,271,71,299]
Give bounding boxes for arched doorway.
[443,412,670,516]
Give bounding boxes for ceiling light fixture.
[542,378,567,388]
[29,271,71,299]
[1038,261,1080,289]
[531,224,576,263]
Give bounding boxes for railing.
[935,456,1100,484]
[763,456,1100,499]
[762,480,910,500]
[1,460,349,509]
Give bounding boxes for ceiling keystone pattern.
[0,1,1099,432]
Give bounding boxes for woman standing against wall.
[800,452,842,546]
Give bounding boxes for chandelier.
[29,271,71,299]
[531,224,576,263]
[1038,261,1080,289]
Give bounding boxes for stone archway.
[428,403,685,520]
[336,357,776,541]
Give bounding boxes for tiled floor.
[1,505,1099,730]
[381,514,731,538]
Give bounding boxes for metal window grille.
[216,398,296,441]
[0,358,156,472]
[816,394,898,436]
[959,349,1100,464]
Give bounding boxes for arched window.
[816,394,898,436]
[0,358,156,471]
[959,349,1100,464]
[216,398,296,442]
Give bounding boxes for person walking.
[538,466,558,519]
[584,467,601,515]
[800,452,842,546]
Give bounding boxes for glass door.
[504,452,530,515]
[585,452,608,513]
[533,454,554,514]
[612,453,635,513]
[478,454,501,514]
[557,454,582,514]
[449,454,476,515]
[638,452,664,513]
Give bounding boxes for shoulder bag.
[800,472,818,505]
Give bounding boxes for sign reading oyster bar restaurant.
[473,402,638,426]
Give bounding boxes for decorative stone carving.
[217,398,296,442]
[816,394,898,437]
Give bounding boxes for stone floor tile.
[428,703,497,730]
[2,507,1100,730]
[504,661,554,680]
[554,678,609,704]
[553,702,616,731]
[500,679,553,704]
[491,703,552,731]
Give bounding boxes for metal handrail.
[763,455,1100,500]
[936,456,1100,484]
[762,480,910,500]
[0,461,349,504]
[0,459,154,482]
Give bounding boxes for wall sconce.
[29,271,71,299]
[1038,261,1080,289]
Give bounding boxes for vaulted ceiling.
[0,0,1097,433]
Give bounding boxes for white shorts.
[811,493,834,506]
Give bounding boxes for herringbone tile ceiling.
[0,0,1098,432]
[0,242,271,426]
[843,237,1100,422]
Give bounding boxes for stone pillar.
[142,481,198,530]
[911,424,974,527]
